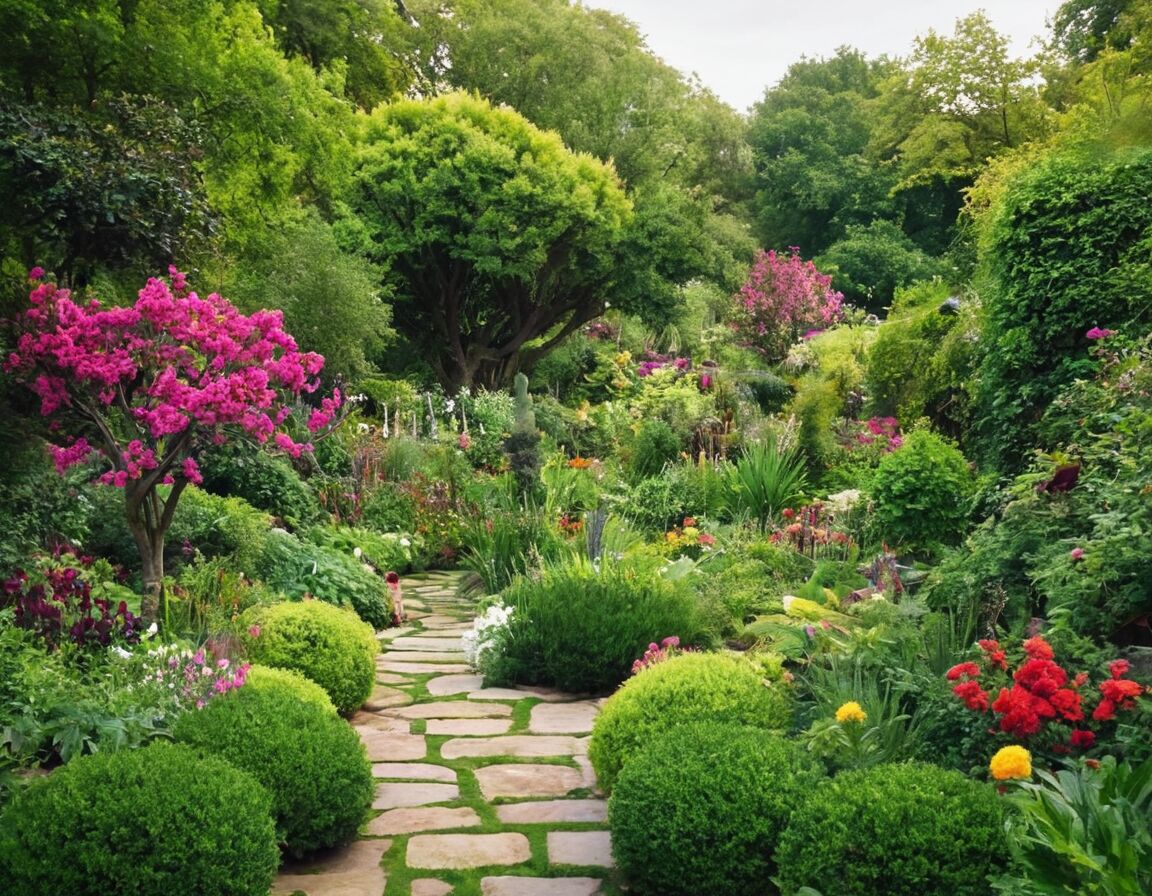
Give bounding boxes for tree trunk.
[129,519,167,623]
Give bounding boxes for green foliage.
[457,509,561,598]
[589,651,793,793]
[625,458,729,534]
[816,220,945,313]
[166,486,272,573]
[627,419,683,482]
[774,762,1009,896]
[243,663,337,716]
[974,146,1152,471]
[483,556,710,695]
[996,757,1152,896]
[240,600,377,715]
[870,430,974,555]
[252,529,391,628]
[341,91,633,391]
[174,683,372,859]
[306,525,414,578]
[610,724,825,895]
[725,437,809,531]
[0,742,278,896]
[198,440,320,529]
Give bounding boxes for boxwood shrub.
[243,663,337,715]
[610,723,825,895]
[774,761,1008,896]
[174,683,373,858]
[589,651,792,792]
[0,742,278,896]
[241,600,377,715]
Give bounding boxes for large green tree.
[340,92,638,392]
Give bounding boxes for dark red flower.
[953,680,989,712]
[978,639,1008,670]
[1070,729,1096,750]
[1049,688,1083,722]
[1014,658,1068,698]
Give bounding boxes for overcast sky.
[589,0,1059,112]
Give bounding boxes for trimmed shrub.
[253,529,392,628]
[174,684,373,858]
[870,429,974,554]
[243,664,337,715]
[483,557,710,695]
[241,600,377,715]
[166,486,272,572]
[610,723,825,895]
[589,651,792,792]
[0,742,278,896]
[774,761,1009,896]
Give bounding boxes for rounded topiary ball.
[244,663,338,715]
[174,681,373,858]
[241,599,377,715]
[0,742,278,896]
[589,652,792,792]
[775,761,1009,896]
[610,723,825,895]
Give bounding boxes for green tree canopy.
[340,92,636,392]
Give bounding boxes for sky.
[589,0,1059,112]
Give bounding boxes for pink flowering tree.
[731,248,844,362]
[4,267,343,621]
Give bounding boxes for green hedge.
[0,742,278,896]
[589,651,792,792]
[610,723,825,895]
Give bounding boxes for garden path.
[272,571,613,896]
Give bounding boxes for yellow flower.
[835,701,867,723]
[990,745,1032,781]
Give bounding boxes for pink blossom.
[1086,327,1117,339]
[248,624,261,638]
[28,266,45,280]
[182,457,203,485]
[1069,547,1084,561]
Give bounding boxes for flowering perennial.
[631,636,694,675]
[946,636,1145,753]
[835,701,868,723]
[989,745,1032,781]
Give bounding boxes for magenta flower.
[1086,327,1117,339]
[1069,547,1084,561]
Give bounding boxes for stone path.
[272,572,613,896]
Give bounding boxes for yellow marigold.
[835,701,867,723]
[990,745,1032,781]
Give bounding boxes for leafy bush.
[457,508,562,598]
[589,651,792,792]
[166,486,272,573]
[774,762,1008,896]
[307,525,415,577]
[816,219,945,313]
[240,600,377,715]
[198,441,319,528]
[610,723,825,895]
[870,429,974,554]
[243,664,336,715]
[628,418,682,481]
[0,742,278,896]
[252,529,391,628]
[482,556,710,695]
[174,683,372,858]
[625,458,728,534]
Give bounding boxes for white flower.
[111,646,133,659]
[145,622,158,637]
[400,538,411,548]
[444,399,456,414]
[782,595,796,612]
[353,546,363,559]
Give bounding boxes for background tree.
[340,92,635,392]
[4,269,342,619]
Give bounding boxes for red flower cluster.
[946,636,1145,752]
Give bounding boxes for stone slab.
[372,762,457,783]
[366,806,481,836]
[363,684,413,711]
[427,674,486,696]
[358,728,427,761]
[528,701,599,734]
[412,880,454,896]
[427,718,513,736]
[390,701,513,719]
[481,877,602,896]
[372,781,459,810]
[547,832,614,868]
[467,688,572,703]
[379,651,467,663]
[441,735,583,759]
[391,637,465,652]
[350,713,410,733]
[474,764,585,799]
[494,799,608,825]
[379,661,473,675]
[272,838,389,895]
[378,626,416,640]
[407,833,531,870]
[376,672,414,685]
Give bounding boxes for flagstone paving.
[271,571,612,896]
